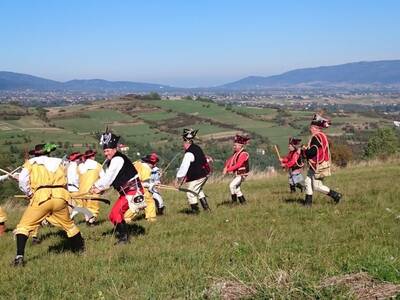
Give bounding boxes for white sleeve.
[176,152,195,179]
[67,163,79,192]
[18,168,32,196]
[0,174,8,182]
[94,156,124,190]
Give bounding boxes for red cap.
[68,152,82,161]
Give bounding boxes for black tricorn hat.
[182,128,198,141]
[311,114,331,128]
[99,132,120,149]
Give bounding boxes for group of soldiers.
[0,112,341,267]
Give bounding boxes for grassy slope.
[0,161,399,299]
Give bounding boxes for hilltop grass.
[0,161,399,299]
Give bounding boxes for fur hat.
[234,134,250,145]
[99,132,120,149]
[182,128,198,141]
[311,114,331,128]
[28,143,57,156]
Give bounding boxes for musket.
[13,195,96,220]
[0,166,21,177]
[161,152,181,175]
[274,145,282,161]
[157,184,200,197]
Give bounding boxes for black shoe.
[69,232,85,253]
[238,196,246,204]
[296,183,304,193]
[86,217,98,227]
[304,195,312,207]
[231,194,238,203]
[190,203,200,214]
[199,197,211,211]
[31,237,41,245]
[12,255,25,267]
[156,206,165,215]
[115,222,129,244]
[115,234,129,245]
[328,190,342,204]
[290,185,296,193]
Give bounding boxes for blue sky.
[0,0,399,87]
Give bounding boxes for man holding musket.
[223,134,250,204]
[175,128,211,213]
[302,114,342,206]
[91,131,144,244]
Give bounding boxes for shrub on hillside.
[331,143,353,167]
[363,128,400,159]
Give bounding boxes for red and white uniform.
[225,149,249,197]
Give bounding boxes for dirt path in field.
[201,131,241,140]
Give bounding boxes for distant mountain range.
[0,72,175,92]
[1,60,400,93]
[219,60,400,90]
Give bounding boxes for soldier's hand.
[90,186,101,194]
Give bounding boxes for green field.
[0,160,399,299]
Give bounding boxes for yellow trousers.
[124,190,156,222]
[30,213,64,238]
[0,207,7,223]
[15,198,80,238]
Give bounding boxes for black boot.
[238,195,246,204]
[190,203,200,214]
[13,234,28,267]
[290,184,296,193]
[296,183,304,193]
[231,194,238,203]
[328,190,342,204]
[12,255,25,267]
[157,206,165,215]
[69,232,85,253]
[199,197,211,211]
[115,222,129,244]
[304,195,312,207]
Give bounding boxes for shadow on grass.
[216,200,238,207]
[284,197,305,205]
[178,208,201,215]
[101,223,146,237]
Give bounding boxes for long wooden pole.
[274,145,282,161]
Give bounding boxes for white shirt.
[18,156,62,196]
[94,156,124,191]
[78,158,99,174]
[0,174,8,182]
[176,152,195,179]
[67,161,79,192]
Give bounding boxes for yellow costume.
[0,207,6,223]
[76,159,102,219]
[124,160,156,222]
[15,157,80,238]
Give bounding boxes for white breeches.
[185,177,207,205]
[153,192,165,208]
[229,175,245,197]
[304,169,330,195]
